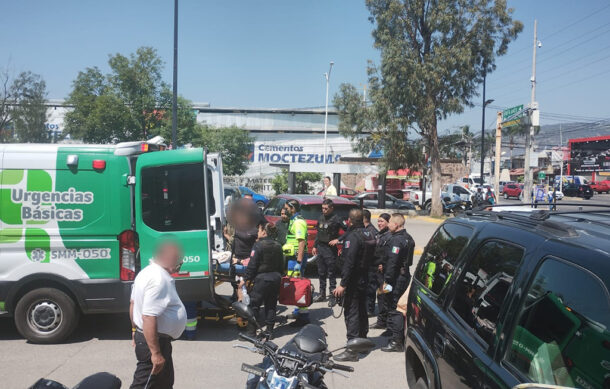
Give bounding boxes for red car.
[502,183,523,199]
[590,181,610,194]
[263,194,358,254]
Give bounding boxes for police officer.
[241,223,284,337]
[333,208,374,362]
[366,212,389,317]
[380,213,414,352]
[370,213,392,329]
[282,199,310,326]
[312,199,345,302]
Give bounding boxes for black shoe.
[370,322,386,330]
[334,350,359,362]
[289,318,309,327]
[380,329,392,337]
[381,340,404,352]
[313,294,327,303]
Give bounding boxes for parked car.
[590,181,610,194]
[562,183,594,199]
[502,183,522,199]
[224,185,243,205]
[405,209,610,389]
[442,184,474,202]
[352,192,416,210]
[238,186,269,207]
[316,186,360,199]
[498,180,512,193]
[263,194,358,254]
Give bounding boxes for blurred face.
[157,243,183,273]
[377,218,388,230]
[284,204,294,218]
[280,209,288,222]
[243,194,254,202]
[321,204,333,216]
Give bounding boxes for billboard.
[568,135,610,174]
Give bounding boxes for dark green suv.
[405,209,610,389]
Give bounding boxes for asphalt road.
[0,217,440,389]
[499,192,610,211]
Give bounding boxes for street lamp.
[480,72,494,184]
[323,61,334,165]
[171,0,178,149]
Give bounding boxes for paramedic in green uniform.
[282,199,310,326]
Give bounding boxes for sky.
[2,0,610,135]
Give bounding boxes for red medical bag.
[278,276,313,307]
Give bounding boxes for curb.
[414,248,423,256]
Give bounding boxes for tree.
[354,0,521,216]
[0,70,49,143]
[192,125,254,176]
[64,47,192,144]
[271,170,322,195]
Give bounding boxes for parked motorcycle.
[232,302,374,389]
[29,372,121,389]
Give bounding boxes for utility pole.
[480,72,487,183]
[559,123,563,192]
[523,19,539,203]
[323,61,334,165]
[171,0,178,149]
[494,111,503,200]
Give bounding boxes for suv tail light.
[119,230,139,281]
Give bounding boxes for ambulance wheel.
[14,287,79,344]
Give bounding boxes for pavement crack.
[44,342,91,378]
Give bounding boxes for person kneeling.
[240,223,284,338]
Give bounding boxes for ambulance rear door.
[134,148,215,301]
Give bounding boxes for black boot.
[334,350,359,362]
[370,322,386,330]
[381,340,404,352]
[245,322,257,337]
[263,323,275,339]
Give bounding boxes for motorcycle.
[29,372,121,389]
[232,302,374,389]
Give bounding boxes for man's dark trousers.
[131,331,174,389]
[343,281,369,340]
[316,244,337,295]
[249,272,282,326]
[386,274,410,343]
[367,267,382,314]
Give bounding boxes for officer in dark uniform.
[380,213,415,352]
[242,223,284,337]
[370,213,393,329]
[332,208,374,362]
[312,198,345,302]
[366,212,389,317]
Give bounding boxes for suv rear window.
[451,240,523,347]
[415,223,473,296]
[505,258,610,388]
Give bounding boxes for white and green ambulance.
[0,141,225,343]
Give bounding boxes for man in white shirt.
[323,176,337,197]
[130,239,186,389]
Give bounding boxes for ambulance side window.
[141,163,207,231]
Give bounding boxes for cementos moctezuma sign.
[251,143,341,164]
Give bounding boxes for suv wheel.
[14,287,79,344]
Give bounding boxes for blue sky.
[2,0,609,134]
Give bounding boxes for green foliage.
[338,0,522,216]
[271,170,322,195]
[191,125,254,176]
[64,47,195,144]
[9,71,49,143]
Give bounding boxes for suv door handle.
[433,334,449,356]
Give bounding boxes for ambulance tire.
[14,287,80,344]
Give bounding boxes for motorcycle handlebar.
[238,333,260,346]
[329,363,354,373]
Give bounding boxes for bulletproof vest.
[256,238,284,274]
[389,230,414,269]
[353,228,377,270]
[375,230,391,261]
[316,213,340,243]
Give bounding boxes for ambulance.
[0,140,225,343]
